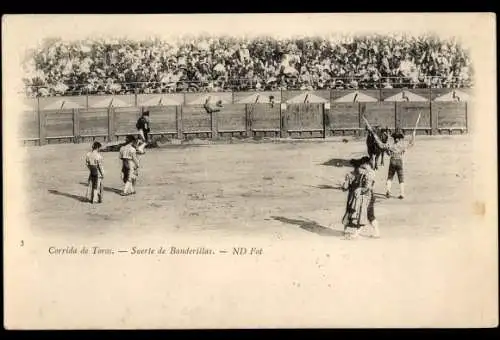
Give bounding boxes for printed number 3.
[20,240,24,247]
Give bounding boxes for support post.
[245,104,252,137]
[73,109,80,143]
[38,105,46,146]
[108,107,115,142]
[176,105,183,140]
[211,111,218,139]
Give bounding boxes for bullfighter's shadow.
[48,189,88,202]
[100,141,160,152]
[314,184,343,190]
[312,184,388,199]
[100,140,203,152]
[322,153,388,169]
[321,158,358,168]
[271,216,344,237]
[78,182,122,195]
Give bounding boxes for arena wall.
[79,109,108,139]
[247,103,281,137]
[396,102,432,133]
[142,105,178,137]
[325,103,360,134]
[361,103,395,130]
[216,104,247,137]
[180,105,213,139]
[284,103,324,138]
[432,102,468,133]
[18,89,471,145]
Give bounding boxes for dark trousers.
[388,159,404,183]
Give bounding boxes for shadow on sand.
[373,192,388,199]
[48,189,88,203]
[312,184,388,200]
[78,182,122,195]
[271,216,344,237]
[321,158,356,168]
[314,184,343,190]
[101,141,204,152]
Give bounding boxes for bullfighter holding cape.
[342,156,381,239]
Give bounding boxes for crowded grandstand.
[22,34,473,97]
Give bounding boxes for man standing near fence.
[136,110,150,154]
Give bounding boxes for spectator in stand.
[23,34,473,96]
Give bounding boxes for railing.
[22,76,473,97]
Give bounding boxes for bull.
[366,126,390,170]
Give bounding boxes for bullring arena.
[19,88,477,240]
[6,26,497,328]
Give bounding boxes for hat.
[350,156,371,168]
[349,158,361,167]
[125,135,136,143]
[392,130,405,140]
[360,156,371,165]
[142,111,150,116]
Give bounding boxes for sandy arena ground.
[6,135,497,328]
[22,135,481,238]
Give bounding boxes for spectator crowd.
[23,34,473,97]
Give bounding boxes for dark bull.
[366,126,390,170]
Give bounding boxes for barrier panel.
[79,109,108,138]
[181,105,213,138]
[146,106,178,135]
[433,102,467,133]
[114,107,142,137]
[216,104,247,136]
[246,103,281,137]
[326,103,360,134]
[362,102,396,130]
[44,109,74,138]
[396,102,432,134]
[284,103,324,138]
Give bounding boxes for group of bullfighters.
[83,95,224,204]
[341,115,419,240]
[84,110,151,203]
[82,105,418,242]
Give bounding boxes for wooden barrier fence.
[18,92,470,146]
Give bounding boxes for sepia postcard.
[2,13,498,329]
